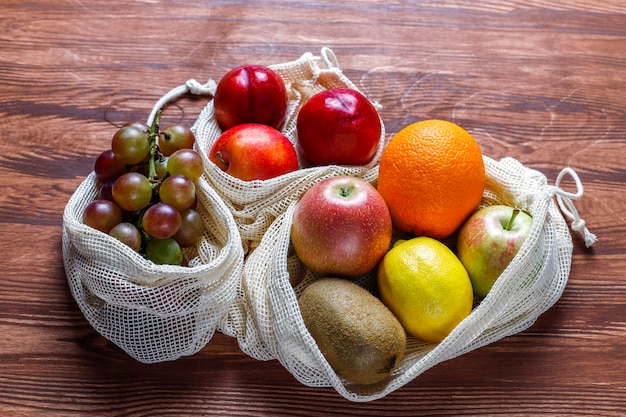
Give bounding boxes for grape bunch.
[83,111,205,266]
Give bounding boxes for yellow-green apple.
[457,205,533,297]
[291,176,392,278]
[213,65,288,131]
[295,88,381,166]
[208,123,298,181]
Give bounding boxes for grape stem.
[147,110,162,187]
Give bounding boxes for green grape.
[124,121,149,132]
[154,155,169,179]
[138,155,168,181]
[83,199,122,233]
[112,172,153,212]
[109,222,142,251]
[158,124,196,156]
[173,208,205,247]
[145,238,183,265]
[141,203,182,239]
[159,174,195,211]
[111,125,150,165]
[167,149,203,182]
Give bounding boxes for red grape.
[109,222,142,251]
[154,156,169,179]
[112,172,153,212]
[142,203,182,239]
[111,125,150,165]
[98,181,115,201]
[94,149,127,183]
[159,174,196,211]
[83,200,122,233]
[167,149,203,182]
[124,121,149,132]
[158,124,196,156]
[173,208,205,247]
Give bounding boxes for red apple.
[456,205,533,297]
[208,123,298,181]
[213,65,288,131]
[296,88,382,166]
[291,176,392,278]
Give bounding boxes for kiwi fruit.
[298,278,406,385]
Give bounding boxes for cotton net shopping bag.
[62,173,243,363]
[193,48,385,254]
[62,86,244,364]
[236,154,596,401]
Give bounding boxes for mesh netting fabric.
[192,49,385,255]
[228,155,581,401]
[62,173,244,363]
[62,48,595,400]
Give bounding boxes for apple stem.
[339,186,353,197]
[505,208,520,231]
[215,151,229,169]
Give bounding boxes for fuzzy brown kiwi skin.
[299,278,406,385]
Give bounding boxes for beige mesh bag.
[63,48,597,401]
[193,47,386,254]
[232,153,596,401]
[192,48,389,356]
[62,84,244,364]
[191,49,595,399]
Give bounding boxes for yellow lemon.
[377,237,474,342]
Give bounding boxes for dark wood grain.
[1,0,625,415]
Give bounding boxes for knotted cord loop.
[551,167,597,247]
[320,47,340,69]
[147,79,217,127]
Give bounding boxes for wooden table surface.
[2,0,625,415]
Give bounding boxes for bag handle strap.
[552,167,597,247]
[320,47,340,69]
[146,79,217,127]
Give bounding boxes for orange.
[377,119,485,239]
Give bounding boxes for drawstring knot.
[185,78,217,96]
[147,78,216,127]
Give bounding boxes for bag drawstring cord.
[552,167,597,247]
[146,79,217,127]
